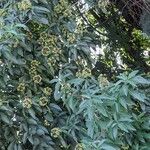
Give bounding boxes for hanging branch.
[75,4,107,37]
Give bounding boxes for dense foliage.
[0,0,150,150]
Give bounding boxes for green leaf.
[133,76,150,84]
[68,96,76,112]
[122,84,128,96]
[60,136,68,148]
[33,6,50,12]
[101,144,117,150]
[23,132,28,144]
[125,124,136,131]
[115,102,119,113]
[14,144,18,150]
[1,113,10,124]
[34,138,40,145]
[2,50,25,65]
[54,82,61,100]
[119,116,132,122]
[8,142,15,150]
[86,120,94,138]
[119,97,127,109]
[28,109,36,119]
[50,103,62,111]
[37,129,45,136]
[112,126,118,139]
[65,21,76,32]
[128,70,139,79]
[118,123,128,132]
[97,106,108,117]
[17,144,23,150]
[130,91,146,102]
[34,16,49,24]
[28,135,34,144]
[17,49,24,56]
[15,24,29,31]
[27,118,37,124]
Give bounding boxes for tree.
[0,0,150,149]
[75,0,150,75]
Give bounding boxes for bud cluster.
[75,143,84,150]
[44,120,50,126]
[23,97,32,109]
[98,74,109,87]
[29,60,42,84]
[18,0,32,11]
[27,21,47,40]
[0,19,5,29]
[54,0,72,17]
[121,145,129,150]
[12,39,19,48]
[61,83,72,94]
[76,67,91,78]
[76,20,86,35]
[29,60,40,76]
[39,97,48,106]
[67,33,76,44]
[26,31,33,40]
[51,127,61,138]
[17,83,25,93]
[38,32,57,47]
[33,75,42,84]
[76,59,87,66]
[38,32,62,66]
[0,9,6,17]
[43,87,52,96]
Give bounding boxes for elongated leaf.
[118,123,128,132]
[8,142,15,150]
[119,97,127,109]
[133,76,150,84]
[1,113,10,124]
[33,6,50,12]
[102,144,117,150]
[128,70,139,79]
[122,84,128,96]
[54,82,61,100]
[131,91,146,102]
